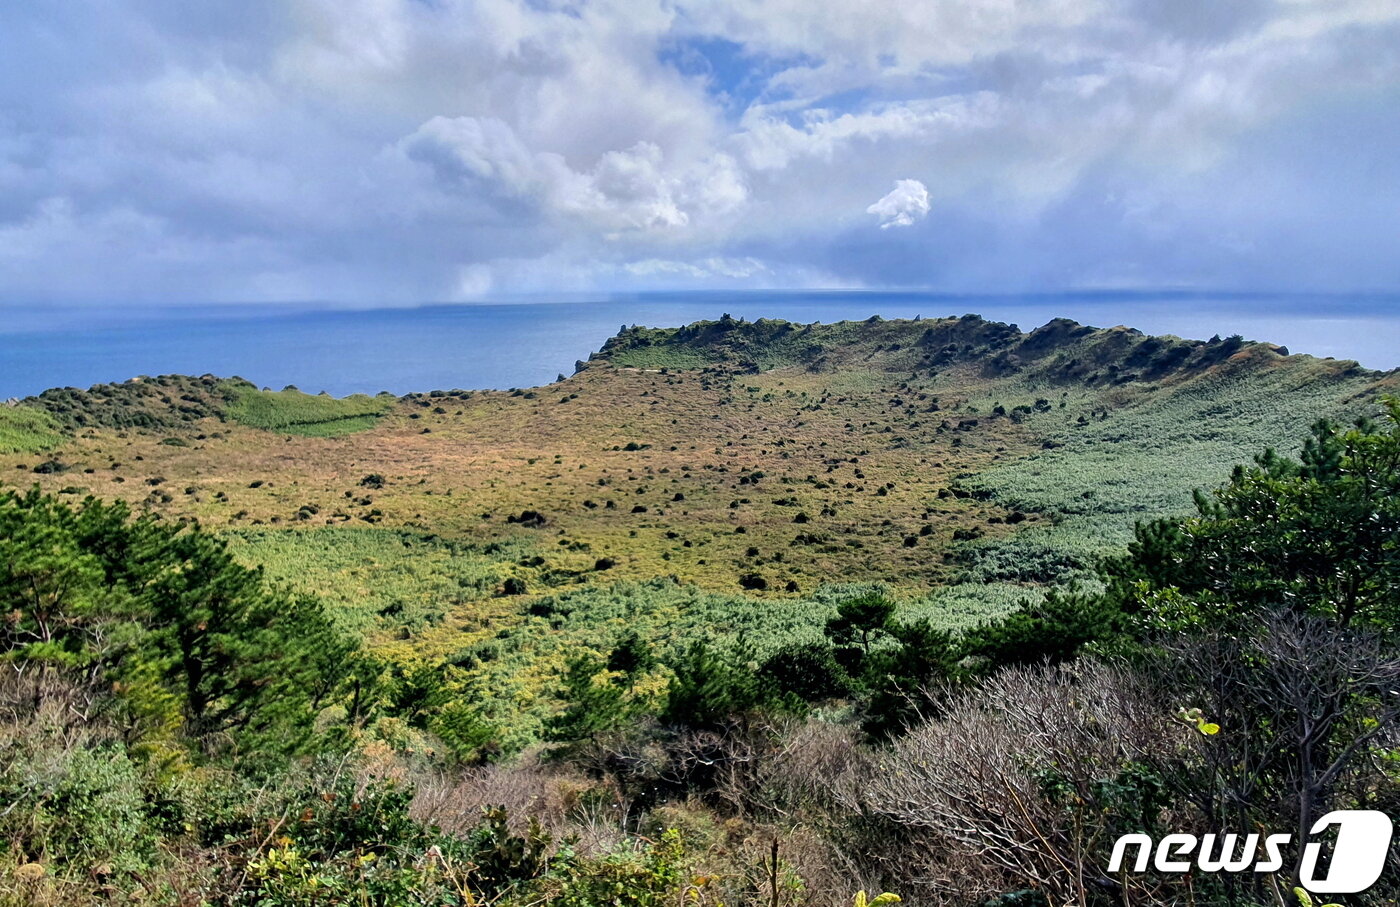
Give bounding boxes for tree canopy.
[0,487,352,757]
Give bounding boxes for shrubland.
[1,316,1397,905]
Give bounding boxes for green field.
[953,351,1381,585]
[226,524,1028,748]
[225,528,532,636]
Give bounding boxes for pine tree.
[824,592,896,658]
[547,654,625,741]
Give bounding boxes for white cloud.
[624,256,768,279]
[0,0,1397,300]
[736,95,1002,172]
[867,179,931,229]
[676,0,1111,75]
[399,115,745,236]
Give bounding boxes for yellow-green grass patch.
[0,405,65,454]
[225,385,396,436]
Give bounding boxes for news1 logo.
[1108,810,1394,894]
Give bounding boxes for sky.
[0,0,1398,305]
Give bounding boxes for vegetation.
[224,384,395,436]
[0,488,350,757]
[1,316,1397,905]
[22,374,243,432]
[0,405,64,454]
[223,528,533,637]
[21,373,392,439]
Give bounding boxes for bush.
[547,655,626,742]
[663,643,766,730]
[762,642,852,703]
[0,739,155,879]
[866,662,1178,906]
[506,510,549,528]
[861,621,962,739]
[961,588,1126,669]
[540,829,685,907]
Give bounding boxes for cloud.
[0,0,1397,302]
[624,256,767,279]
[735,95,1001,172]
[398,116,746,236]
[866,179,931,229]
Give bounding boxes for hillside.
[591,312,1310,385]
[0,314,1392,745]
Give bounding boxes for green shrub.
[0,743,154,877]
[961,588,1124,669]
[762,641,852,702]
[663,642,766,730]
[546,654,627,742]
[540,829,686,907]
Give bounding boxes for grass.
[391,577,998,748]
[605,347,720,370]
[0,406,65,454]
[602,317,894,372]
[225,385,395,436]
[224,528,536,639]
[935,351,1387,612]
[964,354,1380,542]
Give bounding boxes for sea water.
[2,290,1397,398]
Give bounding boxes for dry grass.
[1,360,1040,598]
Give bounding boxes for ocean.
[2,291,1397,398]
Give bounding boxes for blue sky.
[0,0,1397,304]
